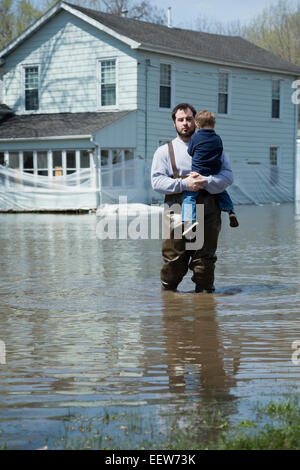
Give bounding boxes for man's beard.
[175,124,195,139]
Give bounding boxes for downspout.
[145,59,150,203]
[90,135,102,207]
[145,59,150,162]
[294,78,299,206]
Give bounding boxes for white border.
[158,61,175,112]
[21,64,40,113]
[97,57,119,110]
[216,68,232,118]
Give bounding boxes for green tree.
[242,0,300,67]
[0,0,15,50]
[15,0,42,37]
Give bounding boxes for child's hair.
[195,110,216,128]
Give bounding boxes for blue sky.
[150,0,299,28]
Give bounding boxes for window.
[23,151,34,174]
[2,149,92,178]
[66,150,76,175]
[24,66,39,111]
[80,150,90,169]
[218,71,229,115]
[158,138,172,147]
[159,63,172,109]
[99,59,116,107]
[37,151,48,176]
[101,149,135,188]
[270,147,278,166]
[53,151,63,177]
[270,146,279,185]
[8,152,19,169]
[0,152,5,165]
[272,79,281,119]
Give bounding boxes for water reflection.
[161,292,240,402]
[0,204,300,449]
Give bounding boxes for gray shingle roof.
[67,2,300,75]
[0,111,132,139]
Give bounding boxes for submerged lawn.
[2,397,300,450]
[20,396,300,450]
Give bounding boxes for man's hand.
[186,172,208,191]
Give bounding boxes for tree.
[0,0,15,50]
[244,0,300,66]
[0,0,43,50]
[194,15,247,36]
[63,0,166,24]
[15,0,42,37]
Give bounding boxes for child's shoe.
[229,211,239,228]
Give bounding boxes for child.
[181,110,238,236]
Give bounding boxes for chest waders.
[161,142,222,292]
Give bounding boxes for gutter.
[137,44,300,77]
[0,135,92,142]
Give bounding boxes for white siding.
[136,52,297,203]
[0,8,298,205]
[3,11,138,114]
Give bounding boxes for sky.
[150,0,299,28]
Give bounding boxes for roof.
[67,2,300,75]
[0,111,132,139]
[0,1,300,76]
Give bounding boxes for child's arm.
[187,136,195,157]
[200,152,234,194]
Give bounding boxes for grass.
[54,397,300,450]
[2,397,300,450]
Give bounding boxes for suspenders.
[168,141,179,179]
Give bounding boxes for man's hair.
[195,110,216,128]
[172,103,197,121]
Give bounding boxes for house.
[297,130,300,205]
[0,1,299,211]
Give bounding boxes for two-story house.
[0,1,299,211]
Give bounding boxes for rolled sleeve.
[151,145,188,194]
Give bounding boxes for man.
[151,103,234,293]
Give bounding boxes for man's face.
[173,108,196,140]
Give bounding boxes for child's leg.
[182,190,198,221]
[217,190,234,212]
[182,190,200,238]
[217,190,239,227]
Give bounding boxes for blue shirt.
[151,137,234,195]
[188,129,223,176]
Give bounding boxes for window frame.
[4,149,94,177]
[269,145,280,167]
[217,69,231,117]
[97,57,118,110]
[100,148,135,188]
[159,61,174,111]
[269,145,280,186]
[158,137,173,147]
[22,64,40,113]
[271,78,282,120]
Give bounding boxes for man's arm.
[151,145,190,194]
[199,152,234,194]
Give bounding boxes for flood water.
[0,203,300,449]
